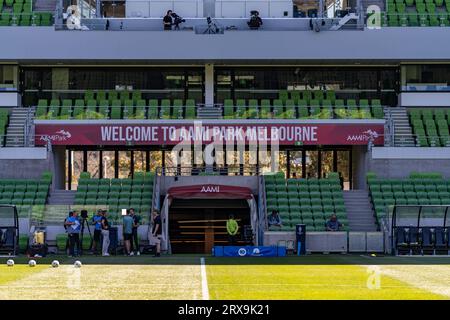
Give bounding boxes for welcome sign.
[34,120,385,146]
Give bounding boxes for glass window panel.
[102,151,115,179]
[305,150,318,179]
[0,65,18,88]
[101,1,125,18]
[216,71,232,103]
[289,151,303,179]
[133,151,146,174]
[87,151,100,179]
[259,150,272,175]
[226,150,241,176]
[71,151,84,189]
[149,151,163,172]
[164,150,177,176]
[272,150,287,178]
[337,151,350,190]
[118,151,131,178]
[320,151,334,179]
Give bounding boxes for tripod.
[80,217,92,255]
[203,17,219,34]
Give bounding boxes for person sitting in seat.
[268,210,283,229]
[326,214,343,232]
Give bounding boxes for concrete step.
[343,189,377,232]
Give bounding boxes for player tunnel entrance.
[165,185,256,254]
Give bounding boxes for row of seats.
[223,99,383,119]
[0,0,52,26]
[408,108,450,147]
[0,172,52,218]
[396,226,450,254]
[0,0,31,13]
[385,12,450,26]
[386,0,450,26]
[368,172,450,225]
[36,99,197,120]
[38,91,147,106]
[277,90,337,104]
[265,172,348,232]
[74,172,155,217]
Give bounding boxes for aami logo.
[200,185,220,193]
[40,130,72,142]
[347,130,379,142]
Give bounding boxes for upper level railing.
[32,104,385,121]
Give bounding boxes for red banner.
[34,121,384,146]
[168,184,253,199]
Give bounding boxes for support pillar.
[205,63,214,105]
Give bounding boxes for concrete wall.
[0,92,20,107]
[352,145,368,190]
[368,158,450,179]
[368,147,450,179]
[0,153,50,179]
[52,146,66,189]
[400,92,450,107]
[0,147,47,159]
[1,27,450,63]
[263,231,385,252]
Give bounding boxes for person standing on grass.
[101,210,110,256]
[65,210,81,257]
[91,209,103,255]
[122,210,134,256]
[63,211,73,254]
[129,208,141,255]
[151,209,162,257]
[226,214,239,245]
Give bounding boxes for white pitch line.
[200,257,210,300]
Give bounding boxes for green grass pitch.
[0,255,449,300]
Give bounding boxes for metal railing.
[32,105,385,120]
[392,133,450,147]
[384,107,395,147]
[156,165,261,176]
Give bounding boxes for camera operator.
[171,12,185,30]
[247,11,263,30]
[163,10,173,30]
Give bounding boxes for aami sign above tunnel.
[34,120,385,146]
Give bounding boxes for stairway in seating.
[33,0,57,11]
[330,13,359,30]
[343,190,377,231]
[197,105,223,119]
[44,190,76,224]
[389,107,415,147]
[47,190,76,205]
[5,108,32,147]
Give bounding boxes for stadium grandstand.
[0,0,449,302]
